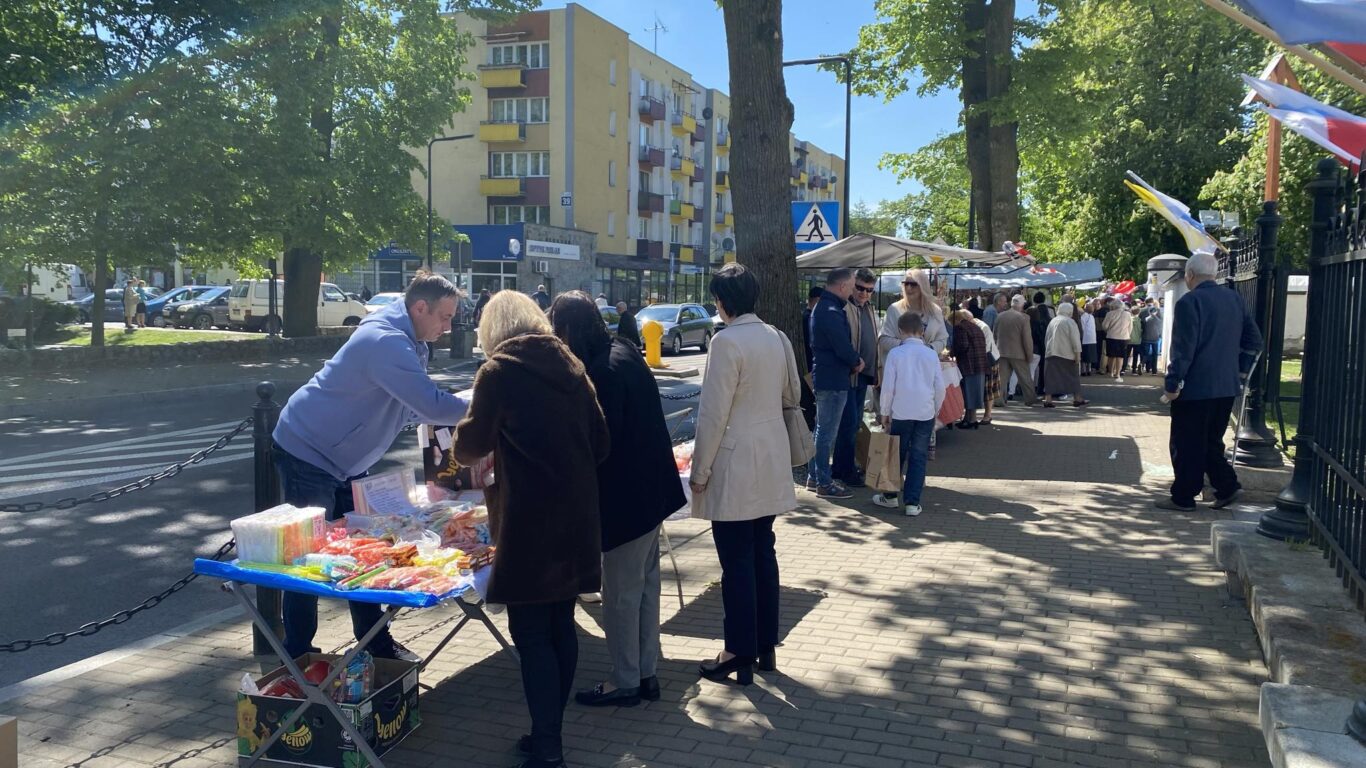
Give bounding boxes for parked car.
[635,303,714,355]
[364,292,404,314]
[166,286,231,329]
[67,287,164,323]
[145,285,216,327]
[228,279,367,332]
[599,305,620,334]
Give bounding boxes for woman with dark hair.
[950,310,989,428]
[690,263,801,686]
[545,292,686,709]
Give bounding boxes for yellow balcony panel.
[676,158,695,177]
[479,176,525,196]
[723,212,733,228]
[479,65,526,89]
[479,121,526,143]
[669,202,694,222]
[678,246,695,263]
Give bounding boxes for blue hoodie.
[273,300,468,480]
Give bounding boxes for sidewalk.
[7,374,1271,768]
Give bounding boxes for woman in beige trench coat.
[689,263,801,686]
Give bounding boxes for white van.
[227,279,367,333]
[30,264,90,301]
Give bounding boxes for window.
[637,216,651,239]
[607,211,616,237]
[490,42,549,68]
[608,160,617,187]
[670,224,680,244]
[638,170,650,193]
[638,123,649,149]
[323,286,347,303]
[608,110,616,136]
[609,59,617,85]
[491,97,548,123]
[490,151,550,177]
[639,77,649,98]
[490,205,550,224]
[715,193,725,212]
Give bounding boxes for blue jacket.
[274,301,468,480]
[1164,281,1263,400]
[809,290,861,391]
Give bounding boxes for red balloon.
[1113,280,1136,294]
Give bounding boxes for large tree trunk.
[984,0,1019,248]
[721,0,801,366]
[91,207,109,346]
[961,0,993,250]
[282,239,322,337]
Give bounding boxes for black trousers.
[711,516,780,659]
[1169,396,1240,506]
[506,599,578,761]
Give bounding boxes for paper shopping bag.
[863,429,903,494]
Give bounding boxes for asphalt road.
[0,351,702,689]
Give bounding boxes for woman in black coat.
[453,291,609,768]
[547,291,686,709]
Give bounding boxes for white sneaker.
[871,493,900,509]
[578,592,602,603]
[905,505,922,517]
[1116,376,1124,384]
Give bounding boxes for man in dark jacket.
[615,301,641,348]
[806,268,863,499]
[531,284,551,310]
[1141,298,1163,373]
[1157,252,1263,512]
[832,268,879,487]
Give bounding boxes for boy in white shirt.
[873,312,946,516]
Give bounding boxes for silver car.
[167,287,232,329]
[635,303,714,355]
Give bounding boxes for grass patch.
[1269,358,1301,454]
[45,327,261,347]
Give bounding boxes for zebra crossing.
[0,419,254,502]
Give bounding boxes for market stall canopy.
[876,259,1105,294]
[793,233,1031,270]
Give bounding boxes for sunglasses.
[854,285,874,293]
[902,281,919,288]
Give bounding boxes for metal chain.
[660,390,700,401]
[1,536,237,653]
[0,417,254,514]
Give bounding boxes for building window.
[491,97,549,123]
[637,216,651,239]
[490,42,549,68]
[607,211,616,237]
[490,205,551,224]
[639,77,649,98]
[608,110,617,136]
[490,151,550,177]
[609,59,617,85]
[670,224,680,244]
[608,160,617,187]
[638,170,650,193]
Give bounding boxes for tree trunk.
[91,245,108,347]
[282,240,322,337]
[721,0,801,366]
[984,0,1019,248]
[961,0,993,251]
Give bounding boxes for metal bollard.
[250,382,284,661]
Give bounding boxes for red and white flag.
[1241,74,1366,168]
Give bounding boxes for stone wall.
[3,328,358,371]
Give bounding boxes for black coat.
[452,333,609,604]
[617,310,641,347]
[585,338,685,551]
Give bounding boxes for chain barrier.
[660,390,700,401]
[1,417,255,652]
[0,417,255,514]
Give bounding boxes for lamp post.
[426,133,475,273]
[782,56,851,239]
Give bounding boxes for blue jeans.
[1141,341,1158,373]
[274,444,396,659]
[806,389,848,487]
[889,419,934,506]
[831,382,869,481]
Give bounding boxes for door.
[320,285,349,325]
[680,305,705,344]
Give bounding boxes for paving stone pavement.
[7,374,1271,768]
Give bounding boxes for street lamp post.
[426,134,475,274]
[782,56,852,238]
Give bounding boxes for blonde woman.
[878,269,948,369]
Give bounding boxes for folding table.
[193,559,514,768]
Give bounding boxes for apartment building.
[418,3,844,307]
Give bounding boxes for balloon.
[1113,280,1136,294]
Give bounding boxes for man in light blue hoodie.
[272,273,469,660]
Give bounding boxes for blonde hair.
[897,268,943,319]
[477,291,552,353]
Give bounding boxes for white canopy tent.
[793,233,1033,271]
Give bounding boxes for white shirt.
[1080,312,1097,344]
[595,297,608,308]
[879,338,946,422]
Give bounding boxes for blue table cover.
[194,558,490,607]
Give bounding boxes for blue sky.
[538,0,966,209]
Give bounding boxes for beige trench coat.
[690,314,800,522]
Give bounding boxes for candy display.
[231,505,326,565]
[673,441,694,473]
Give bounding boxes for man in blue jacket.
[806,268,864,499]
[1157,252,1263,512]
[273,273,470,660]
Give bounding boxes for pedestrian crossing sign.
[793,201,840,250]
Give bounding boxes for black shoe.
[841,474,867,488]
[371,640,421,663]
[575,683,640,707]
[757,648,776,672]
[1153,498,1196,512]
[515,759,565,768]
[639,676,661,701]
[699,654,754,686]
[516,735,532,755]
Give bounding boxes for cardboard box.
[236,654,419,768]
[0,715,16,768]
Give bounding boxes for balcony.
[808,174,825,189]
[794,139,809,154]
[691,204,703,224]
[638,144,665,169]
[715,170,729,189]
[636,190,665,214]
[479,176,526,197]
[638,96,665,124]
[716,129,730,153]
[670,156,695,178]
[691,163,705,184]
[714,210,733,228]
[478,64,526,89]
[635,238,664,260]
[669,199,694,221]
[669,243,696,263]
[670,111,696,136]
[478,121,526,143]
[692,120,706,144]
